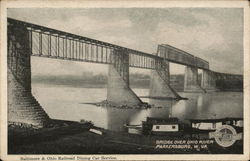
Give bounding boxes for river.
[32,83,243,132]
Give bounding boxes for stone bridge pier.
[8,24,50,128]
[184,66,205,92]
[201,70,217,92]
[149,45,183,100]
[149,59,182,99]
[107,49,142,106]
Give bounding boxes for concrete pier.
[107,49,142,106]
[8,25,50,128]
[184,66,205,92]
[201,70,217,92]
[149,60,182,99]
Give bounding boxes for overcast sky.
[8,8,243,76]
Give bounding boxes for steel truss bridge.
[7,18,242,79]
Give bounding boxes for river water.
[32,83,243,132]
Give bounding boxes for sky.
[7,8,243,76]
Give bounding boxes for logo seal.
[209,125,242,148]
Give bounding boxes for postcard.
[0,0,249,160]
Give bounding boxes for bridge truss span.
[157,44,209,70]
[8,18,158,70]
[8,18,243,83]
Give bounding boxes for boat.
[188,117,243,133]
[124,124,142,135]
[142,117,184,135]
[223,117,243,128]
[125,117,243,136]
[124,117,184,135]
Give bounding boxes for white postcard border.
[1,0,249,160]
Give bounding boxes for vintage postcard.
[0,0,249,160]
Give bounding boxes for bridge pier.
[184,66,205,92]
[201,70,217,92]
[149,59,182,99]
[107,49,142,106]
[8,25,50,128]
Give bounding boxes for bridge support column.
[107,49,142,106]
[8,25,50,128]
[201,70,217,92]
[184,66,205,92]
[149,59,182,99]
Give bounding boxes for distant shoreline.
[32,82,150,89]
[32,82,243,92]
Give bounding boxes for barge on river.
[125,117,243,135]
[125,117,184,135]
[188,117,243,133]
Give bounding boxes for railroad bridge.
[7,18,243,128]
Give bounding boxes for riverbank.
[8,119,243,154]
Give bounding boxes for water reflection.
[32,85,243,132]
[148,99,173,118]
[106,108,141,131]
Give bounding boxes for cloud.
[153,13,226,51]
[150,9,242,74]
[46,16,132,36]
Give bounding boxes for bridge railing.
[212,71,243,80]
[8,18,158,69]
[30,29,114,64]
[8,18,210,70]
[157,44,209,70]
[195,57,209,69]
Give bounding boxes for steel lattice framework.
[7,18,210,70]
[8,18,159,69]
[7,18,243,80]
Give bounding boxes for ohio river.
[32,83,243,132]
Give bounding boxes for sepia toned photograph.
[1,0,249,160]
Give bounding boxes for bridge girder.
[8,18,210,71]
[8,18,242,80]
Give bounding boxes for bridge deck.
[8,18,210,70]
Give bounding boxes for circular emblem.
[213,125,237,148]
